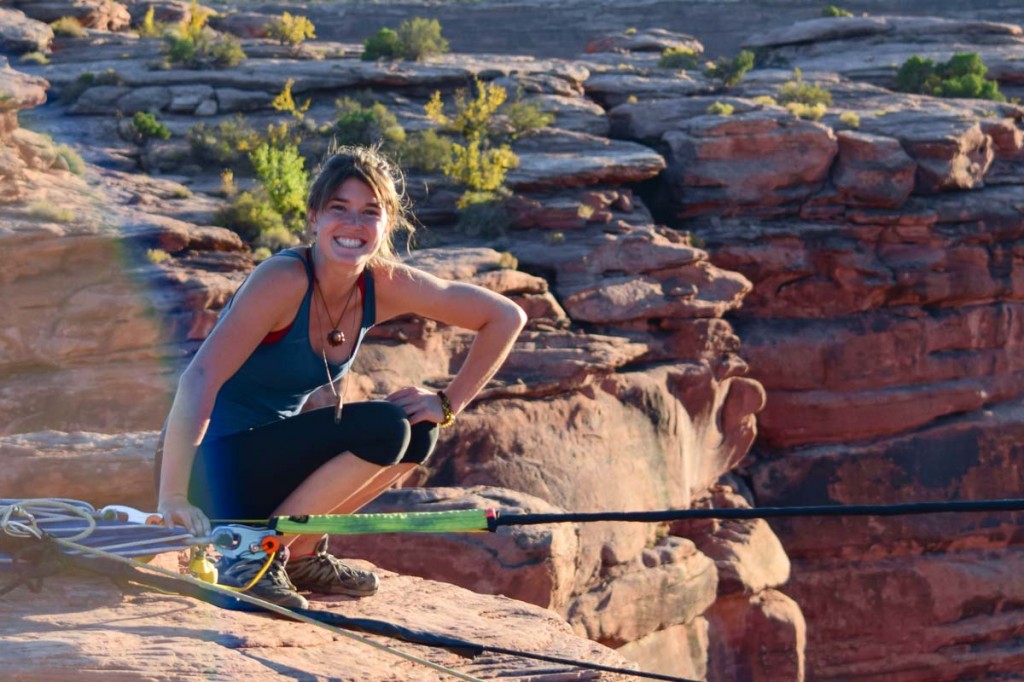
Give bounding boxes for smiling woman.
[155,145,527,608]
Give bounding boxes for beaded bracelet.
[437,390,455,429]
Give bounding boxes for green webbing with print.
[271,508,493,535]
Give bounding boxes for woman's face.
[309,177,388,268]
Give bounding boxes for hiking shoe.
[287,535,380,597]
[217,548,309,610]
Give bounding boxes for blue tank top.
[203,248,375,441]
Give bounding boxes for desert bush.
[248,142,308,232]
[165,16,246,70]
[446,139,518,192]
[455,189,512,237]
[397,17,449,61]
[895,52,1005,101]
[361,18,449,61]
[55,144,85,175]
[28,202,74,223]
[362,28,403,61]
[839,111,861,128]
[272,79,311,120]
[778,68,833,106]
[136,6,163,37]
[502,98,555,138]
[131,111,172,141]
[426,80,520,192]
[146,248,171,264]
[19,52,49,65]
[704,49,755,86]
[265,12,316,48]
[658,47,700,70]
[786,101,827,120]
[400,129,454,172]
[187,115,262,166]
[706,101,735,115]
[333,97,406,153]
[255,225,300,252]
[821,5,854,17]
[50,17,85,38]
[215,189,287,243]
[752,95,778,106]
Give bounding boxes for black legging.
[188,401,438,520]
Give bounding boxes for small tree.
[397,17,449,61]
[705,49,755,86]
[266,12,316,50]
[362,28,403,61]
[248,142,309,233]
[272,79,311,121]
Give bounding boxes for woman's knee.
[347,401,411,467]
[400,421,439,466]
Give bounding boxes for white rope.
[0,499,97,542]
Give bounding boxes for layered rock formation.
[0,6,784,681]
[601,14,1024,681]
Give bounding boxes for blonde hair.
[306,144,413,264]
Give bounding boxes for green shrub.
[502,99,555,138]
[215,189,287,242]
[55,144,85,175]
[425,79,520,192]
[136,6,163,37]
[272,78,311,120]
[165,28,246,69]
[252,246,273,262]
[786,101,827,120]
[894,52,1005,101]
[706,101,735,115]
[778,68,833,106]
[839,111,861,128]
[397,17,449,61]
[255,225,300,252]
[400,129,454,172]
[19,52,49,65]
[455,189,512,237]
[362,27,403,61]
[95,69,125,86]
[248,142,308,232]
[752,95,778,106]
[446,139,518,192]
[333,97,406,153]
[146,248,171,264]
[132,111,172,141]
[28,201,74,223]
[265,12,316,48]
[821,5,854,17]
[187,115,262,166]
[51,16,86,38]
[704,49,755,86]
[658,47,700,70]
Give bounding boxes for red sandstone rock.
[833,130,916,208]
[663,110,838,218]
[0,565,639,681]
[13,0,131,31]
[706,590,806,682]
[585,28,703,55]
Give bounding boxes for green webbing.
[272,509,492,535]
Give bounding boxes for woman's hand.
[387,386,446,425]
[158,494,211,537]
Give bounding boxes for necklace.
[311,287,348,425]
[311,247,360,347]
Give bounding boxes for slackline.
[264,498,1024,535]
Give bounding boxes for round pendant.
[327,329,345,347]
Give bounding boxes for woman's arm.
[158,256,307,533]
[376,263,527,425]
